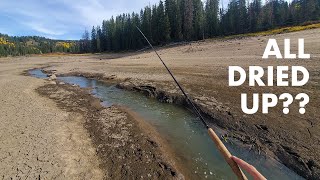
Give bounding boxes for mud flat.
[0,28,319,179]
[0,64,103,179]
[35,80,183,179]
[0,60,183,179]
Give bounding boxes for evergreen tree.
[101,20,108,51]
[130,12,144,49]
[175,0,183,40]
[158,1,171,43]
[205,0,219,37]
[96,25,102,52]
[142,6,153,44]
[151,5,159,44]
[238,0,248,33]
[91,26,97,53]
[183,0,194,40]
[108,17,115,51]
[248,0,262,32]
[193,0,205,40]
[165,0,180,40]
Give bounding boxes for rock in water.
[49,74,57,80]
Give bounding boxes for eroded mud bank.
[117,80,319,179]
[57,71,318,179]
[35,82,184,179]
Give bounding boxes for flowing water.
[30,69,304,180]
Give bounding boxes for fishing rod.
[136,26,248,180]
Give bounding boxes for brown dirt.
[0,62,103,179]
[0,56,183,179]
[35,83,183,180]
[0,28,319,179]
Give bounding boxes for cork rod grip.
[208,128,248,180]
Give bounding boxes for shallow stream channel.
[30,69,304,180]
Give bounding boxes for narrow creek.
[30,69,304,180]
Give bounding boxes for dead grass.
[226,23,320,39]
[34,53,91,57]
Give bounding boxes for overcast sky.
[0,0,230,40]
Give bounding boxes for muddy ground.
[0,59,182,178]
[36,82,183,180]
[0,62,103,179]
[0,28,319,179]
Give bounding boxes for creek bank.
[116,80,319,179]
[52,70,318,179]
[34,77,184,179]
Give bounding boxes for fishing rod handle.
[208,128,248,180]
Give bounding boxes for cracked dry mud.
[0,73,103,179]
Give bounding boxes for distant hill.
[0,34,80,57]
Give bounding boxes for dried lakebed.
[29,69,304,180]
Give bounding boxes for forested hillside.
[86,0,320,52]
[0,0,319,57]
[0,34,80,57]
